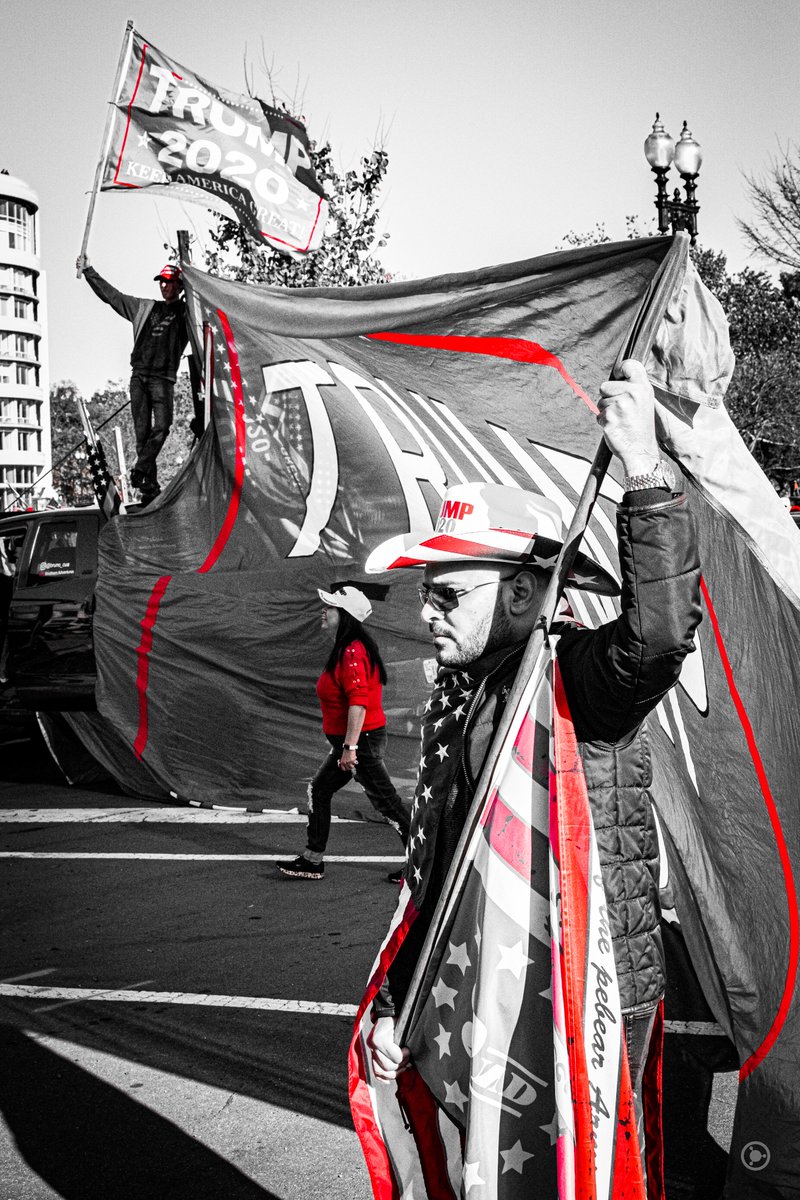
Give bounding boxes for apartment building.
[0,170,51,511]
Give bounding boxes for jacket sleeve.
[83,266,143,325]
[557,491,702,745]
[337,641,371,708]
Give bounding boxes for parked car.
[0,506,103,715]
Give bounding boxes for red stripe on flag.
[132,573,171,760]
[366,332,598,413]
[397,1069,459,1200]
[349,896,418,1200]
[132,307,247,758]
[198,308,246,573]
[113,40,148,188]
[700,577,800,1081]
[481,792,532,879]
[512,710,537,774]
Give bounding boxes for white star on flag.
[463,1161,485,1191]
[497,940,534,979]
[459,688,474,700]
[421,785,433,802]
[433,1023,452,1058]
[431,979,458,1009]
[137,131,150,149]
[434,743,449,762]
[539,1113,560,1146]
[432,717,446,732]
[453,704,466,720]
[446,941,471,974]
[440,693,452,709]
[417,827,426,843]
[443,1079,467,1111]
[500,1140,534,1175]
[413,865,422,884]
[423,697,433,713]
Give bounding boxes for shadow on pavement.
[0,1023,278,1199]
[1,1003,353,1129]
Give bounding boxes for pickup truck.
[0,505,104,717]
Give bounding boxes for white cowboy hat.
[317,585,373,622]
[364,483,619,596]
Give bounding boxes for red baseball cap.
[154,264,182,282]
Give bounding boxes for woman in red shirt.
[279,586,410,881]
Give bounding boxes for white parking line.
[0,983,358,1016]
[0,808,355,824]
[0,852,402,862]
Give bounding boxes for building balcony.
[0,244,41,273]
[0,380,44,401]
[0,447,46,468]
[0,314,41,337]
[0,279,39,299]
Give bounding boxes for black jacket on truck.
[378,488,702,1019]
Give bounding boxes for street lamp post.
[644,114,703,244]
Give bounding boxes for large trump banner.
[82,236,799,1194]
[99,27,328,254]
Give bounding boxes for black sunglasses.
[418,573,518,613]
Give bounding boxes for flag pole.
[396,232,690,1044]
[76,19,135,277]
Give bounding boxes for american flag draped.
[349,648,649,1199]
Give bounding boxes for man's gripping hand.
[367,1016,411,1082]
[76,254,89,278]
[597,359,660,478]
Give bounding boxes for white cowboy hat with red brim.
[364,483,620,596]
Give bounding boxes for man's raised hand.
[596,359,660,478]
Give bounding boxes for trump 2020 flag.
[101,28,327,255]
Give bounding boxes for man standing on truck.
[76,256,189,504]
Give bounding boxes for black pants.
[306,728,410,857]
[130,373,174,487]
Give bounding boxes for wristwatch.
[623,458,675,493]
[344,743,359,751]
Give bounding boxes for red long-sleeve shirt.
[315,640,386,735]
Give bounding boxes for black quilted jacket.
[464,490,702,1011]
[378,489,701,1020]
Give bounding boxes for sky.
[2,0,799,397]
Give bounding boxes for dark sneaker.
[386,869,403,884]
[278,855,324,880]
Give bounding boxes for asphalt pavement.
[0,724,403,1199]
[0,723,738,1199]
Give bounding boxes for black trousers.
[306,728,410,856]
[130,373,174,486]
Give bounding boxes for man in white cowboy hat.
[77,255,189,502]
[364,360,702,1144]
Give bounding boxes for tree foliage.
[204,139,391,287]
[50,375,196,506]
[555,224,800,487]
[738,143,800,272]
[691,247,800,486]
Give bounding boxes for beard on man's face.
[428,605,514,668]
